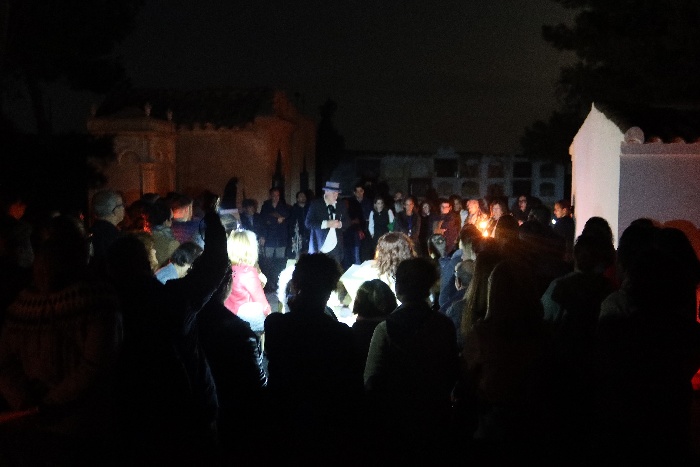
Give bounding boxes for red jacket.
[224,264,271,316]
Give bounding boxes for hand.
[358,231,366,240]
[259,237,266,247]
[328,220,341,229]
[277,217,285,224]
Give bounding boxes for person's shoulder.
[227,311,258,335]
[431,309,458,334]
[309,198,324,207]
[598,287,634,326]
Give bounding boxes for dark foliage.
[522,0,700,162]
[0,0,144,134]
[0,129,114,215]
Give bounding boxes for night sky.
[52,0,576,154]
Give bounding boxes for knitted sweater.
[0,280,122,435]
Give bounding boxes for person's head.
[122,199,150,232]
[323,181,341,204]
[573,233,612,274]
[517,195,528,212]
[92,190,125,226]
[393,191,404,204]
[0,189,27,220]
[439,198,452,215]
[32,215,90,293]
[624,226,699,320]
[133,231,159,272]
[354,183,365,201]
[242,198,257,215]
[140,193,160,205]
[489,199,508,220]
[395,257,439,302]
[169,193,194,221]
[403,196,416,215]
[169,241,204,278]
[421,201,432,216]
[553,199,571,219]
[454,260,473,291]
[581,216,614,244]
[657,227,700,303]
[0,212,31,266]
[373,196,386,212]
[484,260,542,325]
[449,195,462,212]
[6,198,26,220]
[658,227,700,278]
[227,229,259,266]
[461,248,504,334]
[210,266,234,305]
[428,234,446,259]
[269,187,281,204]
[296,191,307,205]
[494,215,519,243]
[107,232,156,281]
[527,204,552,226]
[352,279,397,318]
[147,199,173,228]
[375,232,415,280]
[466,199,481,215]
[616,221,657,277]
[290,253,343,307]
[460,224,482,259]
[580,216,615,268]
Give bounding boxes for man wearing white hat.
[305,181,348,264]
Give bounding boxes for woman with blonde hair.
[224,229,271,333]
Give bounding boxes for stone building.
[570,102,700,246]
[334,147,567,207]
[87,87,315,207]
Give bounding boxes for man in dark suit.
[239,198,263,239]
[305,181,348,265]
[288,191,311,258]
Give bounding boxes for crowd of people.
[0,181,699,466]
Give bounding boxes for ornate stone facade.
[87,88,315,207]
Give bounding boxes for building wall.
[570,103,623,245]
[344,151,565,208]
[619,144,700,239]
[88,95,316,208]
[571,102,700,246]
[87,117,178,207]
